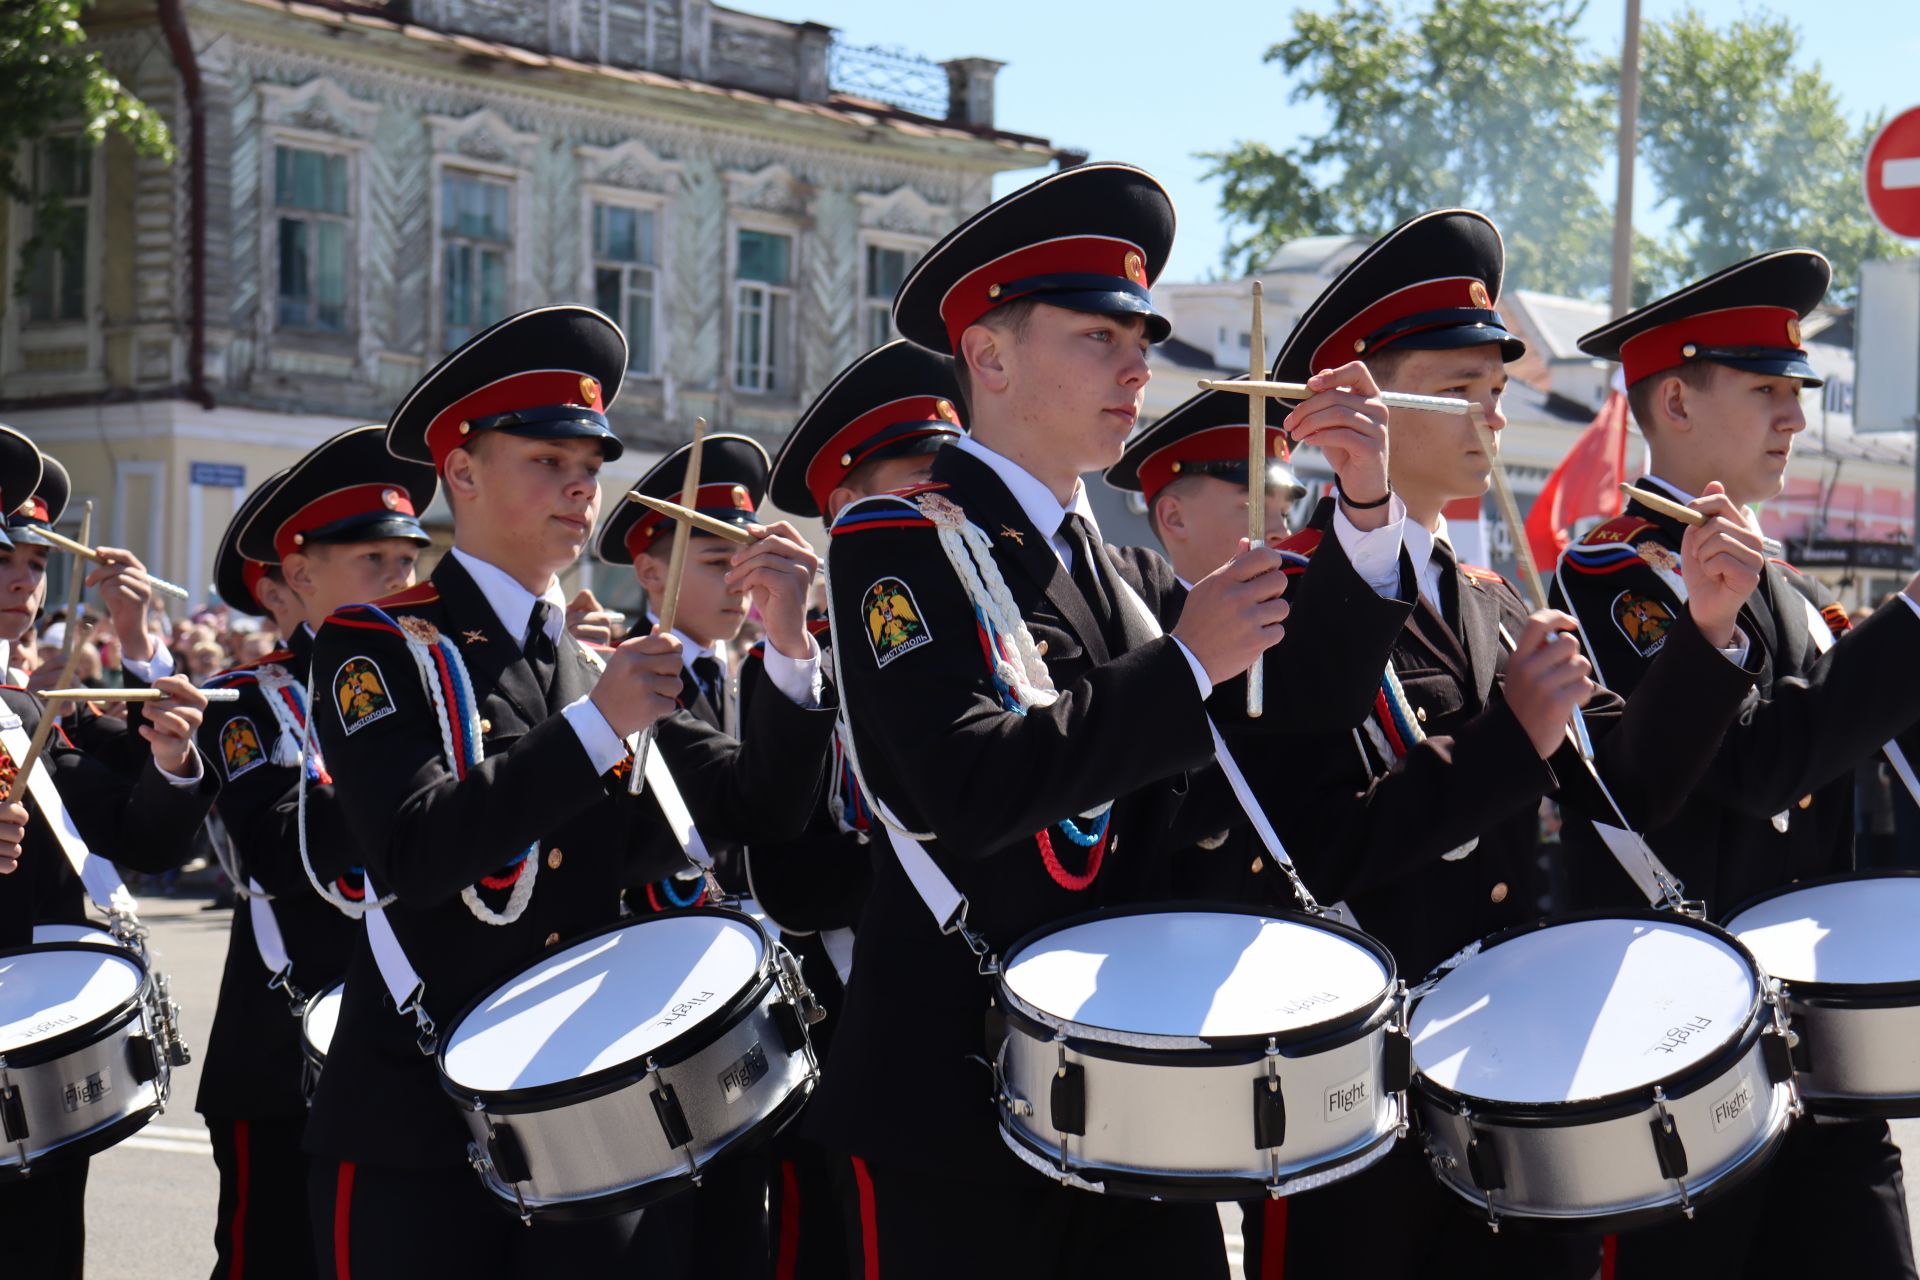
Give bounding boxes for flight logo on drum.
[719,1042,770,1104]
[1324,1074,1370,1121]
[657,989,715,1031]
[1711,1076,1756,1133]
[1277,990,1343,1018]
[1645,1015,1713,1056]
[61,1069,110,1113]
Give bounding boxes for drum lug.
[126,1033,162,1086]
[1253,1038,1287,1152]
[646,1057,703,1185]
[1649,1086,1694,1216]
[0,1081,28,1145]
[467,1142,532,1225]
[1462,1105,1505,1234]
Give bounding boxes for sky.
[757,0,1920,284]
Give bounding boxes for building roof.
[1257,234,1370,276]
[1504,290,1611,363]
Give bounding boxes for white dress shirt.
[954,436,1214,696]
[643,611,824,711]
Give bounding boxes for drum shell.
[0,943,168,1176]
[451,971,814,1217]
[1413,1030,1791,1229]
[299,982,344,1103]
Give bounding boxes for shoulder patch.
[862,577,932,667]
[333,656,395,735]
[1460,563,1507,587]
[1562,539,1649,577]
[831,494,936,537]
[1612,590,1676,657]
[219,716,269,780]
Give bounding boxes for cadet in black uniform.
[810,163,1407,1279]
[301,306,836,1280]
[1213,210,1767,1279]
[1552,251,1920,1280]
[197,429,436,1280]
[0,430,220,1279]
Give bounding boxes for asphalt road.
[69,897,1920,1278]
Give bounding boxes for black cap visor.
[1695,348,1823,388]
[298,512,432,549]
[1030,289,1172,342]
[1385,321,1525,364]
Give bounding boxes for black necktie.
[524,600,558,694]
[691,655,722,707]
[1064,513,1117,638]
[1430,536,1462,635]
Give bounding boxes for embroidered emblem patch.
[219,716,267,780]
[1612,590,1675,656]
[863,578,931,667]
[1637,541,1682,576]
[334,657,395,735]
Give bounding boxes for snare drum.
[300,982,345,1102]
[992,905,1406,1200]
[1726,871,1920,1115]
[32,923,122,950]
[0,941,171,1175]
[436,909,819,1220]
[1409,913,1796,1230]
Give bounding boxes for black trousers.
[767,1135,850,1280]
[832,1155,1228,1280]
[1243,1142,1601,1279]
[1609,1116,1917,1279]
[0,1156,89,1279]
[307,1158,646,1279]
[623,1149,770,1279]
[210,1114,317,1279]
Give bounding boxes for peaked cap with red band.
[0,426,45,553]
[238,425,437,566]
[7,453,69,548]
[1104,380,1304,506]
[387,305,628,470]
[1577,249,1829,389]
[1272,208,1524,386]
[214,469,291,616]
[769,340,965,518]
[891,162,1176,356]
[595,433,770,566]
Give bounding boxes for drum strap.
[0,712,135,916]
[245,876,303,1005]
[1797,594,1920,810]
[364,900,436,1052]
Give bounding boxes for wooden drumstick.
[628,494,754,545]
[1197,378,1474,418]
[9,502,95,804]
[1620,484,1706,527]
[42,687,240,704]
[37,525,191,600]
[629,417,709,796]
[1245,283,1267,718]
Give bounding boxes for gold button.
[1035,640,1049,657]
[479,718,492,734]
[1415,706,1427,724]
[544,931,560,948]
[547,848,563,871]
[1798,794,1813,810]
[1489,882,1509,904]
[1250,856,1264,874]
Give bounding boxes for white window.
[593,203,658,377]
[863,243,912,349]
[734,228,793,394]
[23,137,91,325]
[441,171,513,349]
[274,145,352,332]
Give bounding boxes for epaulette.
[204,649,297,688]
[1579,514,1659,547]
[1274,526,1321,577]
[829,492,937,537]
[371,582,441,608]
[884,481,950,500]
[1819,601,1852,639]
[1561,534,1653,577]
[1460,563,1508,587]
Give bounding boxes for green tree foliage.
[1633,7,1910,302]
[1202,0,1615,296]
[1,1,173,300]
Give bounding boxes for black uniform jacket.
[0,685,218,947]
[193,625,361,1119]
[1552,496,1920,917]
[1223,505,1758,981]
[305,553,835,1169]
[804,446,1408,1180]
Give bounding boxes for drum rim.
[1408,909,1768,1121]
[435,907,779,1105]
[0,941,153,1067]
[299,980,346,1068]
[1722,869,1920,1000]
[995,900,1399,1054]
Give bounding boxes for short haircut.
[1360,346,1415,388]
[1146,472,1207,544]
[952,298,1039,419]
[1626,362,1720,434]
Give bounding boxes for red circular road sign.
[1866,105,1920,239]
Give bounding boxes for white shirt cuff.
[158,746,204,787]
[760,634,824,708]
[562,697,632,776]
[1719,626,1752,667]
[1332,497,1409,599]
[1171,637,1213,700]
[122,644,176,685]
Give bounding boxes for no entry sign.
[1866,105,1920,239]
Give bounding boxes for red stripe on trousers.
[230,1119,250,1279]
[775,1158,802,1280]
[333,1162,356,1280]
[851,1155,880,1280]
[1261,1196,1288,1279]
[1602,1233,1617,1280]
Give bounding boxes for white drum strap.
[245,876,302,1004]
[822,926,856,986]
[1798,595,1920,810]
[364,899,437,1052]
[0,713,135,916]
[576,644,715,878]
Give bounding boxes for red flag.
[1524,389,1630,574]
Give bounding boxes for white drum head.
[1412,918,1756,1104]
[1727,876,1920,987]
[0,945,144,1054]
[442,915,764,1093]
[1001,911,1389,1040]
[304,983,345,1057]
[31,924,118,949]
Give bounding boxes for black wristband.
[1337,480,1393,511]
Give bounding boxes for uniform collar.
[1404,512,1455,584]
[449,546,566,649]
[1640,474,1696,504]
[645,612,715,674]
[955,435,1100,549]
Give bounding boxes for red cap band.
[939,235,1149,352]
[425,369,607,469]
[276,483,418,560]
[625,481,756,558]
[1618,305,1804,385]
[242,559,272,601]
[1138,425,1288,504]
[1313,276,1492,372]
[804,396,962,514]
